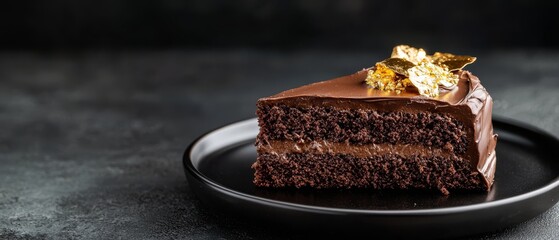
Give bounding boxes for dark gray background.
[1,0,558,239]
[2,0,558,50]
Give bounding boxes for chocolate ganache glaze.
[258,69,498,189]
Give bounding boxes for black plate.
[184,117,559,238]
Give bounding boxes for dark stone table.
[0,49,557,239]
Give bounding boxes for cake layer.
[256,106,468,154]
[252,153,486,195]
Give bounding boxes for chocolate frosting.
[259,70,498,189]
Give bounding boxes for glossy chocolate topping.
[264,69,470,105]
[258,70,498,189]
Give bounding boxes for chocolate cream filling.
[257,140,455,159]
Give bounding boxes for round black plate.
[184,117,559,238]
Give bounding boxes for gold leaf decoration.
[430,52,476,71]
[379,58,416,77]
[407,62,439,97]
[366,45,475,97]
[391,45,427,64]
[365,63,411,94]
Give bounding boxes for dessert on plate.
[252,45,498,194]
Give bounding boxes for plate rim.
[183,116,559,216]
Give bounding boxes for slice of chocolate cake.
[252,45,498,194]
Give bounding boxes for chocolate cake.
[252,46,498,194]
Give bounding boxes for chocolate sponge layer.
[252,153,486,194]
[257,105,469,154]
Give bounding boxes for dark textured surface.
[0,49,558,239]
